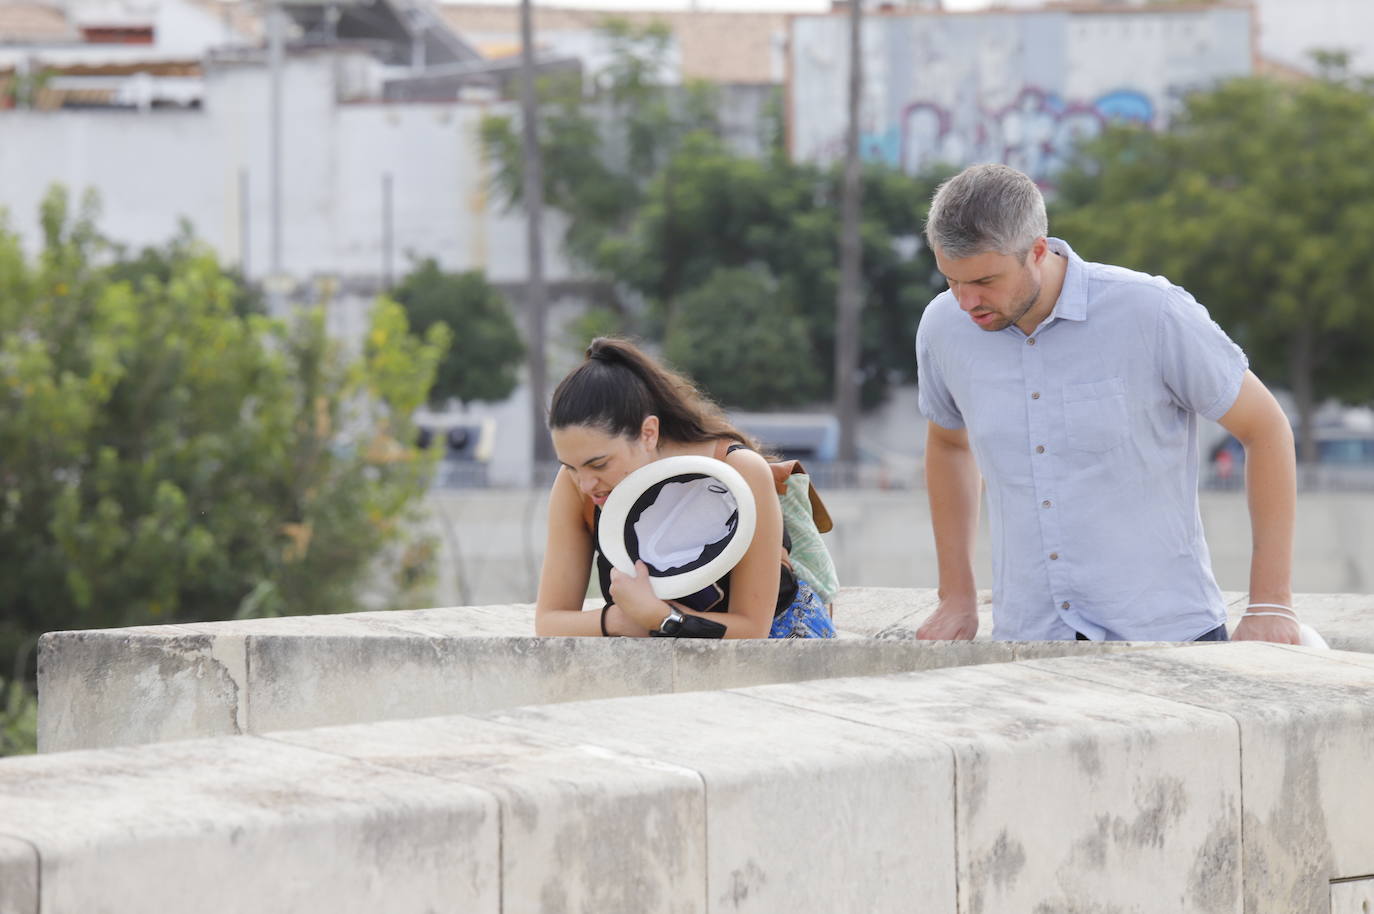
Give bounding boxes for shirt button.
[1049,552,1059,560]
[1027,338,1037,346]
[1061,601,1071,610]
[1035,445,1045,454]
[1041,499,1052,508]
[1031,392,1041,400]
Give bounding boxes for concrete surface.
[480,690,958,914]
[275,716,707,913]
[39,588,1373,753]
[0,735,500,913]
[38,608,1183,753]
[13,643,1374,912]
[429,488,1374,606]
[1022,645,1374,914]
[739,659,1244,914]
[0,833,39,914]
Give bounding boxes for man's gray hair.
[924,163,1048,260]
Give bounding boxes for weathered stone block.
[273,715,706,914]
[741,663,1243,914]
[245,635,677,732]
[0,736,499,913]
[486,689,958,914]
[0,834,38,914]
[36,624,245,751]
[1022,643,1374,914]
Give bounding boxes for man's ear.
[640,415,660,450]
[1028,237,1050,266]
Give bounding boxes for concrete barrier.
[38,588,1374,753]
[0,734,502,912]
[39,592,1188,753]
[8,644,1374,912]
[1019,645,1374,914]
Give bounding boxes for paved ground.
[423,488,1374,607]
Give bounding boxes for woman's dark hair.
[549,337,754,447]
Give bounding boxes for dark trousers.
[1075,624,1229,643]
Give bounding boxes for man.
[914,163,1298,643]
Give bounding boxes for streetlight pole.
[268,0,284,286]
[519,0,551,472]
[834,0,864,473]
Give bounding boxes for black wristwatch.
[657,607,685,636]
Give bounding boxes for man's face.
[934,244,1044,333]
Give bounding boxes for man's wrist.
[936,586,978,609]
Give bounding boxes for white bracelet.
[1242,602,1298,622]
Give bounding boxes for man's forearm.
[1243,428,1296,605]
[925,435,981,598]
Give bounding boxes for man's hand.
[916,593,979,640]
[1232,613,1301,645]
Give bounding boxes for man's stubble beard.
[980,275,1041,333]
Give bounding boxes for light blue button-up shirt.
[916,239,1248,641]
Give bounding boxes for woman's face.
[551,417,659,507]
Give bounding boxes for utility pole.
[834,0,864,472]
[268,0,284,284]
[519,0,552,471]
[270,0,289,313]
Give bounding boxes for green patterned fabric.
[779,473,838,606]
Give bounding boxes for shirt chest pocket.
[1063,377,1129,453]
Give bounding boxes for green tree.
[106,219,265,318]
[480,18,724,277]
[663,267,823,409]
[481,18,950,409]
[391,259,524,407]
[610,134,951,406]
[0,187,450,705]
[1054,69,1374,459]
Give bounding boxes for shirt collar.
[1045,237,1088,323]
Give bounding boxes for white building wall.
[0,108,221,251]
[0,49,574,285]
[153,0,245,56]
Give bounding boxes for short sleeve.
[1155,286,1248,421]
[916,310,965,430]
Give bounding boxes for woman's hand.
[602,602,651,638]
[609,560,670,631]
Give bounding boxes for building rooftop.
[0,2,76,43]
[438,3,787,84]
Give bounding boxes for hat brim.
[597,455,757,601]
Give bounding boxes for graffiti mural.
[860,87,1154,183]
[790,7,1254,184]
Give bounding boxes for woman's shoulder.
[718,440,773,484]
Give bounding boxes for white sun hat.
[597,455,757,600]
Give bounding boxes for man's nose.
[954,285,979,311]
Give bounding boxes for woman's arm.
[608,447,781,638]
[535,468,648,636]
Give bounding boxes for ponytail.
[549,337,753,448]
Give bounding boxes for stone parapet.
[37,588,1373,753]
[8,644,1374,912]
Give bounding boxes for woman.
[535,337,835,639]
